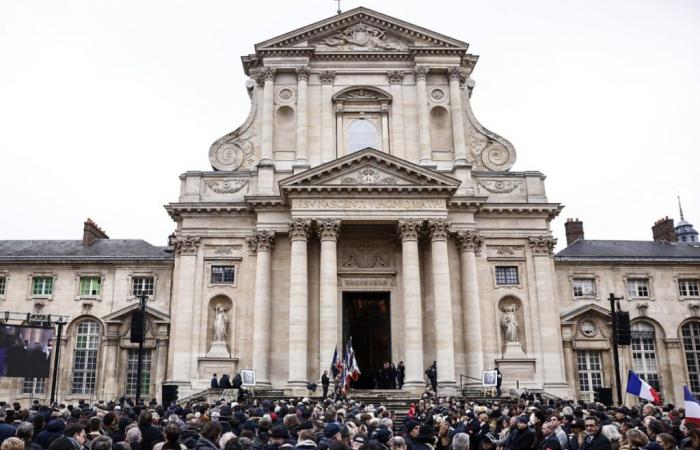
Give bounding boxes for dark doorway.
[342,291,391,389]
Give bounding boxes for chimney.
[83,218,109,246]
[564,218,584,246]
[652,217,676,242]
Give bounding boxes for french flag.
[684,385,700,426]
[626,370,660,404]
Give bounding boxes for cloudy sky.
[1,0,698,249]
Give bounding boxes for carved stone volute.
[387,70,404,84]
[317,219,341,241]
[288,219,311,242]
[320,71,336,84]
[447,66,466,83]
[397,219,423,242]
[254,230,276,253]
[295,66,311,82]
[413,66,429,81]
[427,219,451,242]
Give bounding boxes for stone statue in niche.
[213,305,229,342]
[501,304,519,343]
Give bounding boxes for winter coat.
[295,440,318,450]
[508,427,535,450]
[581,432,611,450]
[538,434,562,450]
[35,419,65,449]
[192,436,219,450]
[139,424,163,450]
[0,422,16,443]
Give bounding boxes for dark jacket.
[509,427,535,450]
[192,436,219,450]
[139,424,163,450]
[295,440,318,450]
[0,422,16,443]
[211,377,219,389]
[35,419,65,449]
[581,432,611,450]
[539,434,563,450]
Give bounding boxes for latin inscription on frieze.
[292,198,444,210]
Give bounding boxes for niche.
[274,105,296,156]
[429,106,453,152]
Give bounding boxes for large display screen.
[0,325,54,378]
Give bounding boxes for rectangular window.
[125,349,152,397]
[32,277,53,296]
[79,276,101,297]
[573,278,596,297]
[679,279,700,297]
[131,277,154,297]
[22,378,46,395]
[0,276,5,295]
[631,327,661,392]
[71,321,100,395]
[627,278,650,298]
[211,266,235,284]
[495,266,519,285]
[577,351,603,393]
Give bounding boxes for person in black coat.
[425,362,437,393]
[581,417,611,450]
[321,370,330,399]
[396,362,406,389]
[220,374,232,389]
[138,411,162,450]
[539,423,563,450]
[509,417,535,450]
[211,374,219,389]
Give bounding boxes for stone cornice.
[448,196,487,210]
[165,202,251,219]
[479,203,563,221]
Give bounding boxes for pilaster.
[295,66,310,166]
[318,219,341,379]
[287,219,311,393]
[414,66,432,165]
[447,66,468,164]
[251,230,276,387]
[456,230,484,381]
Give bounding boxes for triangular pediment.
[103,304,170,323]
[279,148,460,198]
[255,7,468,53]
[560,303,611,322]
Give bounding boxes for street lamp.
[134,291,148,405]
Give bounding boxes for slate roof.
[555,239,700,262]
[0,239,173,263]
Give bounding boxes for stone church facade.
[1,8,698,405]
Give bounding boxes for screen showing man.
[0,325,54,378]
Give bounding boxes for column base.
[402,380,427,395]
[437,381,459,397]
[284,381,312,397]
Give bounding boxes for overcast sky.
[1,0,698,249]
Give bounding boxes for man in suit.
[211,373,219,389]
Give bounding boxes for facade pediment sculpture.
[313,23,408,52]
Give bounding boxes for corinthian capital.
[387,70,404,84]
[456,230,483,254]
[447,66,466,83]
[413,66,429,81]
[288,219,311,242]
[317,219,341,241]
[255,230,276,253]
[397,219,423,242]
[427,219,451,242]
[295,66,311,82]
[174,236,200,255]
[319,71,336,84]
[529,236,557,256]
[255,67,276,86]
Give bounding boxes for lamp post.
[49,317,66,405]
[135,291,148,405]
[609,292,623,405]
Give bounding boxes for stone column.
[397,219,425,390]
[259,68,276,164]
[387,71,406,159]
[529,236,568,386]
[414,66,432,165]
[170,236,200,383]
[318,219,341,376]
[250,231,275,386]
[320,71,336,162]
[447,66,468,164]
[456,230,484,381]
[381,102,390,152]
[295,66,310,165]
[287,219,311,392]
[428,219,457,393]
[335,102,345,156]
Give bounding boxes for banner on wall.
[0,324,54,378]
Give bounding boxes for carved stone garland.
[456,230,484,254]
[528,236,557,255]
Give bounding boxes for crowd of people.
[0,388,698,450]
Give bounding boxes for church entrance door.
[342,291,391,389]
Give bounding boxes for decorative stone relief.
[314,23,408,51]
[211,126,256,171]
[277,87,296,104]
[501,303,520,343]
[254,231,276,253]
[387,71,404,84]
[205,180,248,194]
[529,236,557,255]
[689,302,700,317]
[487,245,524,258]
[339,167,398,185]
[255,67,276,86]
[317,219,341,241]
[481,143,512,171]
[636,302,649,316]
[175,236,200,255]
[246,236,258,256]
[319,71,336,84]
[427,219,451,242]
[342,248,390,269]
[477,180,521,194]
[288,219,311,242]
[341,277,395,288]
[447,66,466,83]
[456,230,483,254]
[413,66,429,81]
[397,219,423,242]
[212,245,243,256]
[430,88,446,102]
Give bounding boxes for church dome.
[675,197,699,244]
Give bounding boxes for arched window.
[72,320,100,395]
[347,119,378,153]
[682,321,700,395]
[631,322,660,391]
